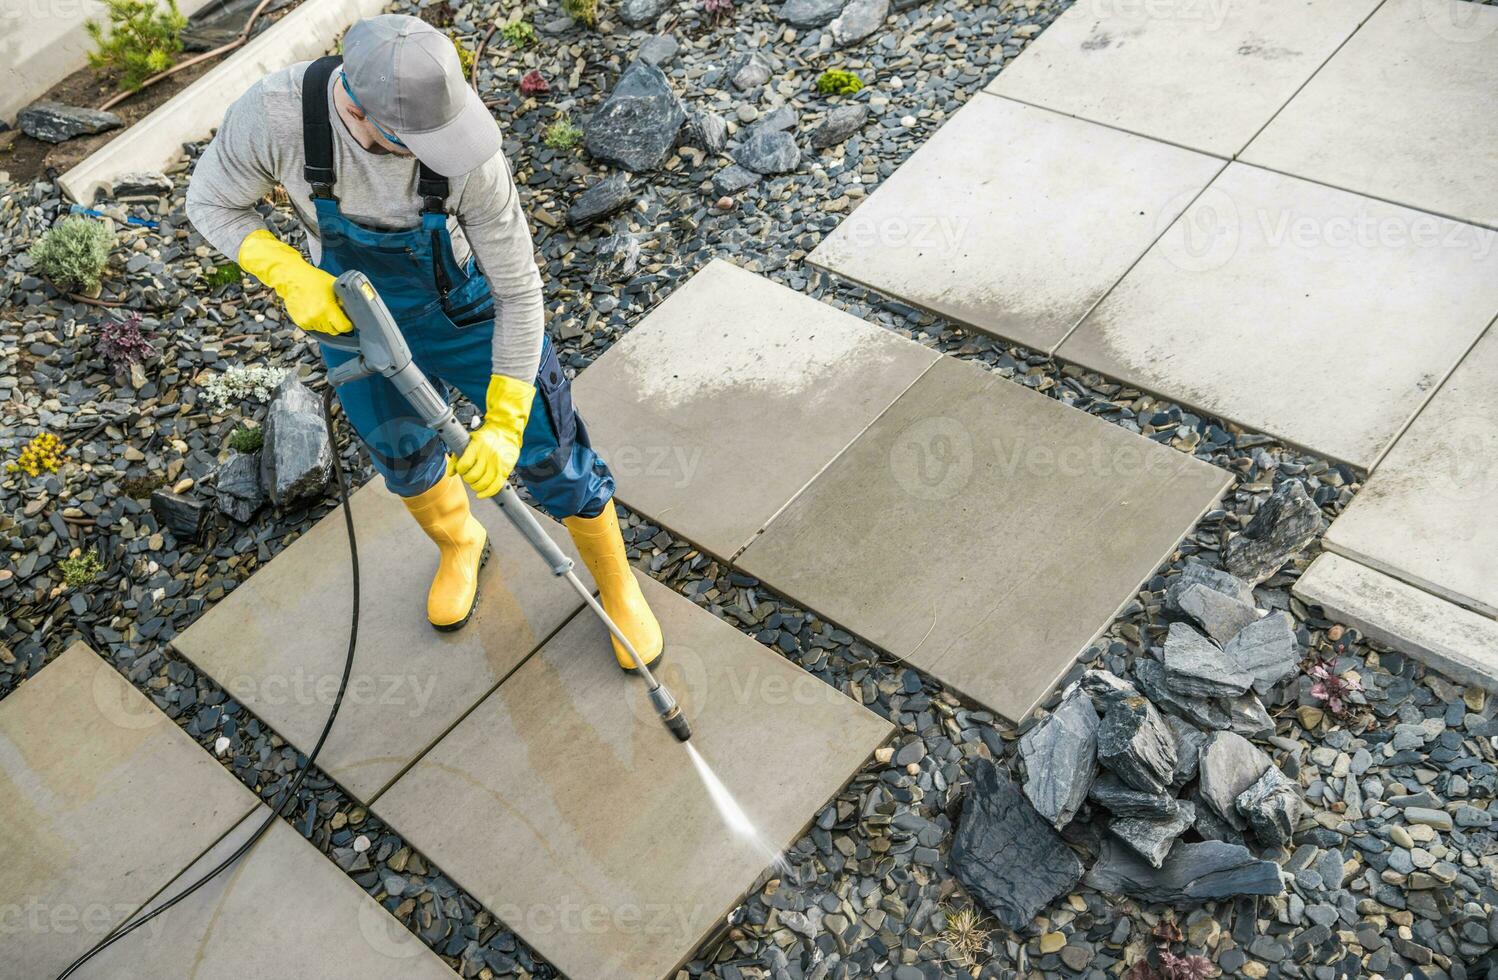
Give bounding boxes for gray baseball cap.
[343,14,499,177]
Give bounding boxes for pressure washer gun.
[324,270,692,742]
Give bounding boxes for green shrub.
[61,549,105,588]
[86,0,187,91]
[203,262,242,289]
[543,116,584,150]
[562,0,598,28]
[228,424,264,453]
[816,69,863,96]
[31,217,116,292]
[501,20,537,47]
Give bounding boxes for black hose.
[56,387,361,979]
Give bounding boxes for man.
[186,14,662,670]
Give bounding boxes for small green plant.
[9,432,66,477]
[816,69,863,96]
[228,424,264,453]
[60,549,106,588]
[449,33,476,78]
[543,116,584,150]
[86,0,187,91]
[203,262,243,289]
[501,20,537,47]
[562,0,598,28]
[31,217,116,292]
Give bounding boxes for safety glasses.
[340,72,408,148]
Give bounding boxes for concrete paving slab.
[102,807,456,978]
[1057,163,1498,469]
[1243,0,1498,228]
[377,572,892,980]
[173,481,591,803]
[808,94,1223,353]
[1324,323,1498,615]
[1294,553,1498,693]
[1,643,258,979]
[573,259,939,559]
[986,0,1380,157]
[737,356,1231,722]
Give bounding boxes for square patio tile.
[737,356,1231,722]
[173,482,591,803]
[102,808,457,978]
[1057,163,1498,469]
[987,0,1380,157]
[573,259,938,559]
[2,643,257,979]
[1324,323,1498,616]
[1243,0,1498,228]
[376,572,891,980]
[808,94,1223,353]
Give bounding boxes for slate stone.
[151,490,208,543]
[1096,695,1177,795]
[712,163,761,195]
[584,59,686,172]
[593,233,640,283]
[1224,610,1301,694]
[259,375,332,507]
[680,109,728,154]
[1198,731,1272,829]
[567,173,635,228]
[731,52,774,91]
[1224,481,1324,584]
[213,451,265,523]
[829,0,889,46]
[752,105,799,135]
[1177,581,1261,644]
[638,32,679,66]
[618,0,669,26]
[108,171,173,198]
[1225,690,1274,737]
[1236,765,1302,848]
[734,128,800,175]
[1165,714,1207,788]
[1020,687,1099,830]
[810,104,869,149]
[1086,838,1283,904]
[1111,800,1196,869]
[1080,668,1140,708]
[1163,621,1253,698]
[779,0,846,27]
[1088,771,1177,819]
[1189,786,1245,844]
[950,760,1084,931]
[1166,559,1256,612]
[18,101,123,142]
[1132,657,1232,730]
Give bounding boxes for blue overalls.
[300,56,612,519]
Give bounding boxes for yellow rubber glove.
[450,375,535,498]
[237,229,353,335]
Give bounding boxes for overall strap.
[302,55,344,200]
[417,162,449,215]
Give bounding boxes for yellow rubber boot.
[564,500,664,671]
[401,471,490,631]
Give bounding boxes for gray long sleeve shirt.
[185,61,544,383]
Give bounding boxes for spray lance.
[327,270,692,742]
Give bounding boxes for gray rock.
[1080,668,1140,708]
[1085,838,1283,904]
[779,0,846,27]
[1167,559,1256,611]
[1177,582,1261,644]
[949,761,1084,931]
[1223,481,1324,584]
[1132,657,1232,730]
[712,164,760,195]
[619,0,669,26]
[1163,621,1253,698]
[18,101,123,143]
[151,490,208,542]
[829,0,889,46]
[810,104,869,149]
[1223,610,1300,694]
[680,109,728,154]
[1020,687,1099,830]
[1198,731,1272,830]
[1225,690,1274,737]
[584,59,686,172]
[1189,786,1245,844]
[214,451,265,523]
[1110,799,1196,869]
[1088,771,1177,819]
[1165,714,1207,787]
[108,171,173,198]
[593,233,640,283]
[1236,765,1301,848]
[732,52,774,91]
[734,129,800,175]
[752,105,799,135]
[1096,695,1177,795]
[638,33,679,66]
[567,174,635,228]
[259,376,332,506]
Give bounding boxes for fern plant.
[86,0,187,91]
[31,217,116,292]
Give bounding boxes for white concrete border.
[59,0,389,203]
